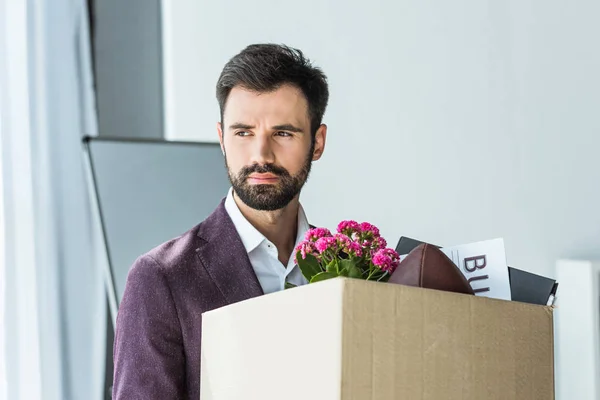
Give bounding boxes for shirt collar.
[224,187,310,254]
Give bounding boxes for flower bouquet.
[293,220,401,285]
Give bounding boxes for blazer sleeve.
[112,255,186,399]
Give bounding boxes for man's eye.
[276,131,292,137]
[235,131,250,137]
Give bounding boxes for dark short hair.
[216,44,329,137]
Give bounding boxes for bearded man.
[112,43,329,400]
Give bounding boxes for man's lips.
[247,173,280,184]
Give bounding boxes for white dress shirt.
[224,188,310,294]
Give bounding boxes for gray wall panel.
[93,0,163,138]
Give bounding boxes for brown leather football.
[388,243,475,295]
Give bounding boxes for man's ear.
[217,122,225,155]
[312,124,327,161]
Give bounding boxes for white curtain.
[0,96,7,400]
[0,0,105,399]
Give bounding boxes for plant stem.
[377,272,388,282]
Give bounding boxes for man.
[112,44,329,399]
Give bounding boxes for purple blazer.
[112,199,265,399]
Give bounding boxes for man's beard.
[225,148,313,211]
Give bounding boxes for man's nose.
[250,132,276,166]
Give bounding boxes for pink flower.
[359,222,380,238]
[305,227,332,242]
[315,237,337,253]
[371,236,387,250]
[372,248,400,273]
[334,233,351,246]
[294,240,317,262]
[347,241,363,257]
[362,237,386,250]
[334,233,363,257]
[337,220,361,237]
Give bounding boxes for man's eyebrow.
[228,123,305,133]
[228,123,254,130]
[272,124,304,133]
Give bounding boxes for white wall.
[161,0,600,280]
[555,260,600,399]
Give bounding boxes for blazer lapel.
[196,200,264,304]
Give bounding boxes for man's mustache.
[238,163,290,180]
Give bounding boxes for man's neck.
[233,192,299,265]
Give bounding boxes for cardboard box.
[200,278,554,400]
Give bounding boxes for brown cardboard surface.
[340,279,554,400]
[200,278,554,400]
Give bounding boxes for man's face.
[218,84,326,211]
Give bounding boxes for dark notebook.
[394,236,558,306]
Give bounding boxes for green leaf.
[285,282,297,289]
[297,251,322,281]
[310,271,338,283]
[339,259,363,279]
[326,259,339,274]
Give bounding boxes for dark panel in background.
[85,137,229,306]
[91,0,164,139]
[104,302,114,400]
[84,137,230,398]
[86,1,165,397]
